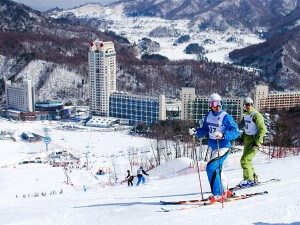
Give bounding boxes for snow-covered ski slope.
[0,119,300,225]
[1,156,300,224]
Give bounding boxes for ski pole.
[216,138,224,208]
[193,135,204,200]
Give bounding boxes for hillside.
[50,0,300,96]
[118,0,298,32]
[228,3,300,90]
[229,26,300,90]
[118,59,262,98]
[0,0,267,103]
[265,6,300,39]
[0,0,135,102]
[49,2,264,63]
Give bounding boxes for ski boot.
[207,190,232,204]
[253,173,259,183]
[239,180,255,188]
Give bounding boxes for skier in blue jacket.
[189,93,240,203]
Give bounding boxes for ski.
[160,178,280,205]
[229,178,281,192]
[159,191,268,212]
[160,198,208,205]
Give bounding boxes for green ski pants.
[241,142,258,181]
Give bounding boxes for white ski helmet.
[209,93,222,107]
[243,97,253,105]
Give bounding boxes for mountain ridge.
[115,0,298,32]
[229,6,300,90]
[0,0,298,105]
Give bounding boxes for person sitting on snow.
[96,169,105,175]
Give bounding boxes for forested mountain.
[264,6,300,39]
[0,0,134,103]
[118,0,298,32]
[51,0,300,91]
[0,0,298,104]
[229,6,300,90]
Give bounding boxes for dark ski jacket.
[137,169,149,178]
[126,172,134,181]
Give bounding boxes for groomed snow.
[1,119,300,225]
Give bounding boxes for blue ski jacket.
[196,110,240,149]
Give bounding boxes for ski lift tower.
[84,146,90,170]
[43,127,51,152]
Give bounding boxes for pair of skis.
[160,191,268,212]
[159,178,280,212]
[229,178,281,192]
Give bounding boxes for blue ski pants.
[206,149,230,195]
[136,176,145,186]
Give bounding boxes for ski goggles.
[243,103,251,108]
[209,100,222,108]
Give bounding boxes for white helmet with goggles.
[243,97,253,105]
[209,93,222,107]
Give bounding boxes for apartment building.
[180,87,196,120]
[254,85,300,111]
[109,92,166,126]
[89,40,116,117]
[165,99,181,120]
[181,88,243,123]
[5,80,35,112]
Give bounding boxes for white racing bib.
[244,111,258,135]
[206,111,227,139]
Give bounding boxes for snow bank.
[148,157,193,177]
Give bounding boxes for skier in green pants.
[240,97,267,187]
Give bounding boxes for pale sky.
[13,0,119,11]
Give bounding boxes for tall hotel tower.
[89,40,116,116]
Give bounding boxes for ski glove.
[214,131,223,139]
[189,128,196,136]
[252,143,259,150]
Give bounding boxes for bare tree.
[110,157,119,183]
[127,147,135,172]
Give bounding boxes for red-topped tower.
[88,40,116,116]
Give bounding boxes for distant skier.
[125,170,134,186]
[239,97,267,187]
[83,185,87,192]
[189,93,240,203]
[136,166,149,186]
